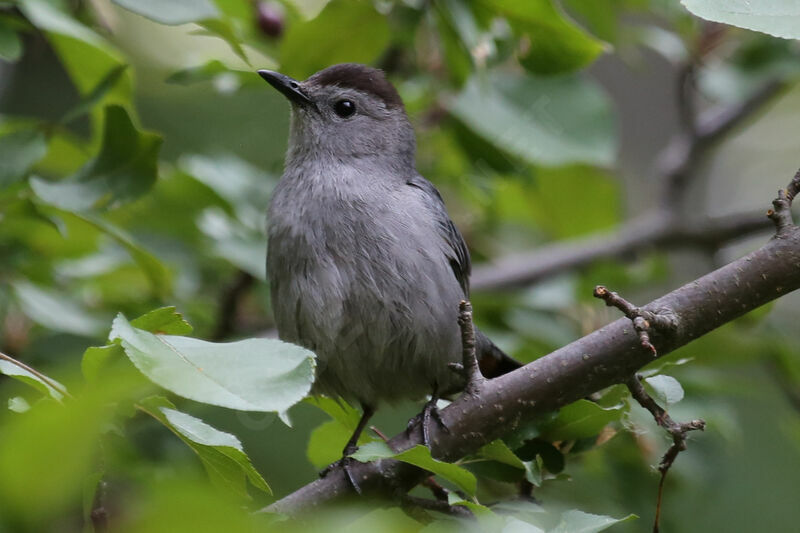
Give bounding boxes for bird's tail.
[475,328,522,378]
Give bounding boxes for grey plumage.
[263,63,516,410]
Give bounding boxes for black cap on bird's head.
[305,63,403,109]
[257,63,403,111]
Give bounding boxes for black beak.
[258,70,313,107]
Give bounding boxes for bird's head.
[258,63,415,171]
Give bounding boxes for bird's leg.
[342,404,374,456]
[406,385,450,448]
[320,404,374,494]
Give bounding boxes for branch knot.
[767,169,800,233]
[593,286,678,356]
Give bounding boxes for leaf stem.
[0,350,73,400]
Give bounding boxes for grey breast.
[266,165,464,406]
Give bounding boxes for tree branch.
[266,173,800,516]
[661,79,787,207]
[471,209,770,291]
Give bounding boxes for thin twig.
[471,210,771,291]
[450,300,485,396]
[662,79,786,207]
[0,351,72,399]
[370,425,391,443]
[767,169,800,233]
[695,80,786,144]
[593,286,678,357]
[626,374,705,533]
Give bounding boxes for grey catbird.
[258,63,518,480]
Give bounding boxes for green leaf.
[303,396,374,468]
[131,306,193,335]
[681,0,800,40]
[637,357,693,379]
[507,165,621,239]
[550,510,636,532]
[482,0,607,75]
[0,374,139,524]
[466,459,526,483]
[197,208,267,279]
[7,396,31,413]
[198,19,249,65]
[524,457,544,486]
[0,19,22,62]
[307,420,358,469]
[81,343,124,383]
[501,516,546,533]
[559,0,629,43]
[352,442,477,496]
[30,105,162,211]
[492,501,636,532]
[11,280,105,337]
[166,59,257,87]
[0,129,48,187]
[434,0,481,85]
[180,153,275,213]
[20,0,130,102]
[477,439,526,469]
[449,73,617,167]
[137,396,271,498]
[111,314,315,413]
[350,508,425,532]
[71,212,171,297]
[0,355,66,401]
[112,0,219,25]
[305,397,370,468]
[644,375,685,407]
[447,494,498,523]
[305,396,363,430]
[60,64,129,125]
[698,37,800,104]
[279,0,390,79]
[540,399,623,441]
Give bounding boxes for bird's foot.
[318,405,374,494]
[406,395,450,448]
[319,454,363,495]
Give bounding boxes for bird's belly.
[269,241,464,406]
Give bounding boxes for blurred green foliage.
[0,0,799,531]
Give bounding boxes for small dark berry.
[256,1,284,39]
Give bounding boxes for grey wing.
[406,174,471,296]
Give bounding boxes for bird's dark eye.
[333,99,356,118]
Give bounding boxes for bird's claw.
[319,455,362,495]
[406,395,450,448]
